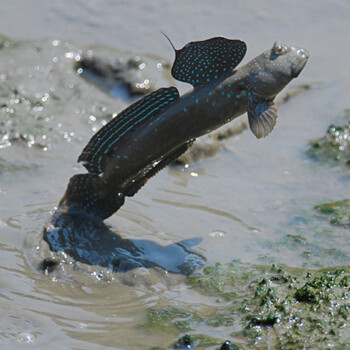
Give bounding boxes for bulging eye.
[272,42,286,55]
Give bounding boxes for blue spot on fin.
[171,37,246,87]
[78,87,179,174]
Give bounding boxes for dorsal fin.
[78,87,180,174]
[167,36,247,87]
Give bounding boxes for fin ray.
[247,92,278,139]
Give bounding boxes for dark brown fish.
[58,38,309,221]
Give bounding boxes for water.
[0,0,349,349]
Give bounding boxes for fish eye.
[272,42,286,55]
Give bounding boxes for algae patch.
[141,306,199,333]
[142,262,350,349]
[315,199,350,228]
[307,109,350,166]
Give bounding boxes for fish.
[57,37,309,221]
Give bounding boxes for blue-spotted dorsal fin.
[165,35,247,87]
[78,87,180,174]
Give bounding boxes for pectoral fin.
[247,92,278,139]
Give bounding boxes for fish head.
[248,41,309,98]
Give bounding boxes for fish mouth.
[291,48,309,78]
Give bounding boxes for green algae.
[210,264,350,349]
[141,306,199,333]
[173,334,222,349]
[143,262,350,349]
[315,199,350,228]
[186,263,239,299]
[307,109,350,165]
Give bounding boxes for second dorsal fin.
[166,36,247,87]
[78,87,180,174]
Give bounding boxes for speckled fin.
[247,92,278,139]
[171,37,247,87]
[78,87,180,174]
[60,173,125,221]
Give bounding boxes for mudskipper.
[57,36,309,221]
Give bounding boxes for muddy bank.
[142,262,350,349]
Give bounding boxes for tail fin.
[58,174,125,221]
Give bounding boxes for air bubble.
[16,332,36,344]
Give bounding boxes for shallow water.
[0,0,350,349]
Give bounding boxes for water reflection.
[44,212,205,275]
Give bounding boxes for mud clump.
[307,109,350,166]
[76,49,171,100]
[173,333,224,349]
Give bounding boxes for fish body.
[58,39,309,221]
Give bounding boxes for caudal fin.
[58,173,125,221]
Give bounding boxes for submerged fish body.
[58,38,309,221]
